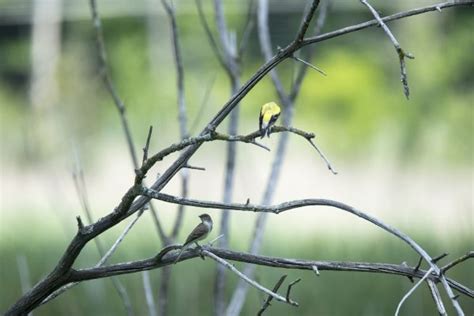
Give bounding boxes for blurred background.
[0,0,472,315]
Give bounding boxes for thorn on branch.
[182,164,206,171]
[142,125,153,167]
[400,262,414,283]
[413,256,423,273]
[291,55,327,76]
[76,215,85,231]
[312,265,320,276]
[431,253,448,264]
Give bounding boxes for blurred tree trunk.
[30,0,62,110]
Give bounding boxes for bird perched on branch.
[174,213,213,264]
[259,101,281,138]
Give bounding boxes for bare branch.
[89,0,139,167]
[182,164,206,171]
[291,55,327,77]
[189,74,216,134]
[227,1,332,314]
[441,251,473,273]
[237,0,257,58]
[302,2,473,48]
[395,267,434,316]
[427,280,447,316]
[141,126,153,167]
[41,211,144,305]
[290,0,330,101]
[203,250,298,307]
[285,278,301,304]
[7,2,472,315]
[295,0,321,43]
[257,275,287,316]
[141,185,467,312]
[195,0,228,73]
[72,150,134,315]
[360,0,414,99]
[142,271,158,316]
[67,247,473,298]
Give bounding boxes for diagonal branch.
[427,279,447,316]
[395,267,434,316]
[360,0,414,99]
[257,275,287,315]
[203,250,298,307]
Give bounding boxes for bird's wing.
[184,222,209,245]
[268,113,280,127]
[259,109,264,133]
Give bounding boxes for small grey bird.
[174,214,213,264]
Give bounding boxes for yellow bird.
[259,102,281,138]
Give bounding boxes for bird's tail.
[173,245,186,264]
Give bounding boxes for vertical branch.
[89,1,165,314]
[161,0,189,241]
[159,1,190,315]
[89,0,138,167]
[89,0,166,241]
[209,0,243,314]
[142,271,158,316]
[226,1,327,315]
[72,152,134,316]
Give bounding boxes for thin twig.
[360,0,414,99]
[257,275,287,315]
[290,0,330,101]
[182,164,206,171]
[395,267,434,316]
[238,0,257,58]
[189,74,216,134]
[427,279,447,316]
[195,0,228,73]
[142,271,158,316]
[89,0,138,167]
[141,126,153,167]
[72,150,134,316]
[285,278,301,304]
[441,251,473,273]
[203,250,298,307]
[291,55,327,76]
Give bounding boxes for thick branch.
[67,247,473,298]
